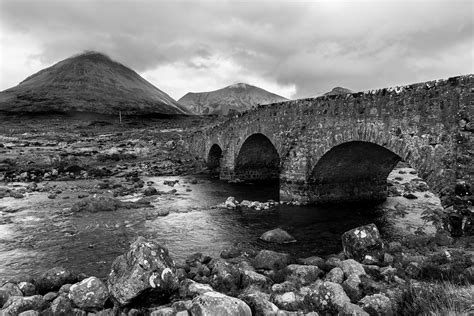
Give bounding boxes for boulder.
[340,302,370,316]
[305,281,350,314]
[107,237,179,306]
[241,270,271,288]
[42,292,58,302]
[253,250,290,270]
[190,291,252,316]
[341,224,383,261]
[284,264,322,285]
[208,259,241,294]
[1,295,46,315]
[18,282,36,296]
[271,281,297,294]
[342,273,362,302]
[298,256,326,269]
[18,311,40,316]
[325,267,344,284]
[36,267,78,294]
[49,294,74,315]
[0,283,23,307]
[178,279,214,298]
[358,294,393,315]
[260,228,296,244]
[325,257,342,270]
[239,290,278,316]
[225,197,238,209]
[69,277,109,310]
[272,291,305,311]
[144,187,158,196]
[339,259,366,278]
[150,307,175,316]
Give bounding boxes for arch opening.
[308,141,401,203]
[207,144,223,176]
[235,133,280,182]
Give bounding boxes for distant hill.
[178,83,288,116]
[323,87,354,96]
[0,51,190,115]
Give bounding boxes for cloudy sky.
[0,0,472,100]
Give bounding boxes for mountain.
[0,51,190,115]
[178,83,288,116]
[323,87,354,96]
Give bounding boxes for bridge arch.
[207,144,223,175]
[308,141,401,203]
[281,123,444,204]
[235,133,280,182]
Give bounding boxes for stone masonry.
[186,75,473,209]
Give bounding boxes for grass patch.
[395,281,473,315]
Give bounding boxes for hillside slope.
[0,51,190,115]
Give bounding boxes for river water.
[0,172,431,281]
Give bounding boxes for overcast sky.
[0,0,472,100]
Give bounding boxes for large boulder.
[1,295,46,315]
[190,291,252,316]
[69,277,109,310]
[253,250,290,270]
[305,281,350,314]
[107,237,179,306]
[35,267,78,294]
[341,224,383,261]
[260,228,296,244]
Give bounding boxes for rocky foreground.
[0,223,473,315]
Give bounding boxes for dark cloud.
[0,0,472,99]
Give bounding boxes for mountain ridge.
[178,83,288,116]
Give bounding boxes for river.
[0,169,437,281]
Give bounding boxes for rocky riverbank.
[0,223,472,315]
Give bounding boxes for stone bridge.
[186,75,472,207]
